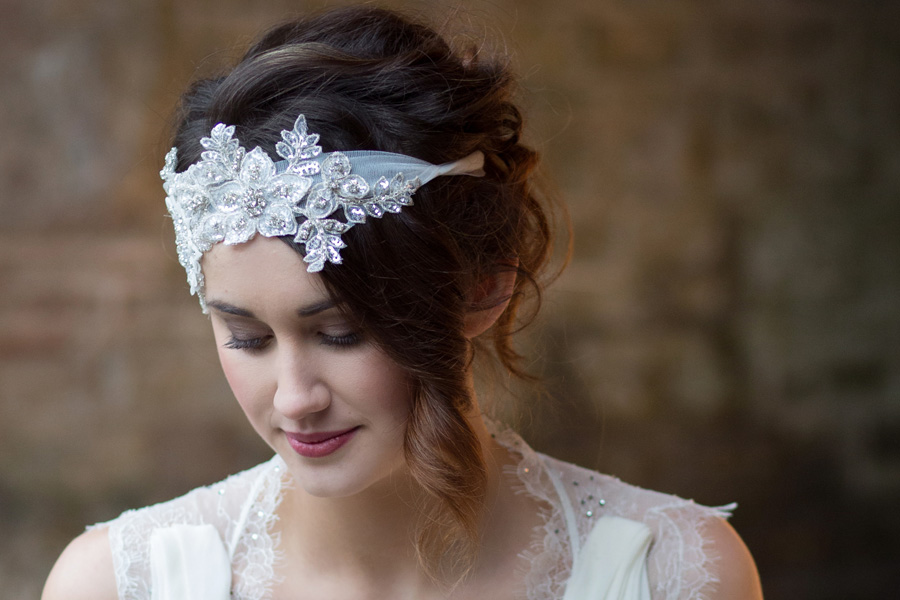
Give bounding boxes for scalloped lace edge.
[487,419,734,600]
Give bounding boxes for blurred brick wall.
[1,0,897,597]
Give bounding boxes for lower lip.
[285,427,360,458]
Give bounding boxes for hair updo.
[170,6,555,579]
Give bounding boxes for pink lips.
[284,426,360,458]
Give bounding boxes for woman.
[43,6,762,599]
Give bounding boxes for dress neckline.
[256,423,573,600]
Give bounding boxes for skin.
[202,237,535,598]
[42,236,763,599]
[203,238,415,502]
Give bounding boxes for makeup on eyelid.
[213,307,362,351]
[223,331,361,351]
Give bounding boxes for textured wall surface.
[1,0,898,597]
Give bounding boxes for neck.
[283,466,425,575]
[276,409,504,590]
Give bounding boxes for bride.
[43,6,762,599]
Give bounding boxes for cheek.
[363,360,414,421]
[217,349,269,416]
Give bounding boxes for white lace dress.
[93,427,733,600]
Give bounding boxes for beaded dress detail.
[95,427,732,600]
[487,424,734,600]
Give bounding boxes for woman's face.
[202,236,412,498]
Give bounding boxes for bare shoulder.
[42,526,118,600]
[702,517,764,600]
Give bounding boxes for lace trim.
[93,455,288,600]
[487,420,734,600]
[96,503,200,599]
[229,456,289,600]
[488,422,572,600]
[643,500,735,600]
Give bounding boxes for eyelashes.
[223,331,361,352]
[319,332,362,347]
[223,335,271,352]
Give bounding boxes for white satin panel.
[562,516,652,600]
[149,524,232,600]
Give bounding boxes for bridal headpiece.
[162,114,485,311]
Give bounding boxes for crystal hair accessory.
[161,114,485,310]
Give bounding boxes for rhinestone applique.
[162,114,484,311]
[571,478,606,517]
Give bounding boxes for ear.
[463,263,518,339]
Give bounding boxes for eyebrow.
[297,299,337,317]
[207,301,255,318]
[206,299,337,319]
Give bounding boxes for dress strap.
[149,524,231,600]
[228,461,272,557]
[562,516,652,600]
[542,454,583,564]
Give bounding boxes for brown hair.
[171,6,556,580]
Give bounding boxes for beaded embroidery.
[161,114,484,311]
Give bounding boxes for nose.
[272,345,331,419]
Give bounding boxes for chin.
[299,480,365,499]
[280,450,408,500]
[295,470,399,499]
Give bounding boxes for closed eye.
[224,335,272,352]
[319,332,362,347]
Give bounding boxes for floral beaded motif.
[161,114,454,310]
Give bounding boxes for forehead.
[202,237,329,307]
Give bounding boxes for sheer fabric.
[92,427,732,599]
[490,426,734,600]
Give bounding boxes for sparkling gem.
[339,175,369,199]
[365,203,385,218]
[294,162,320,177]
[214,186,243,213]
[243,189,268,216]
[345,205,367,223]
